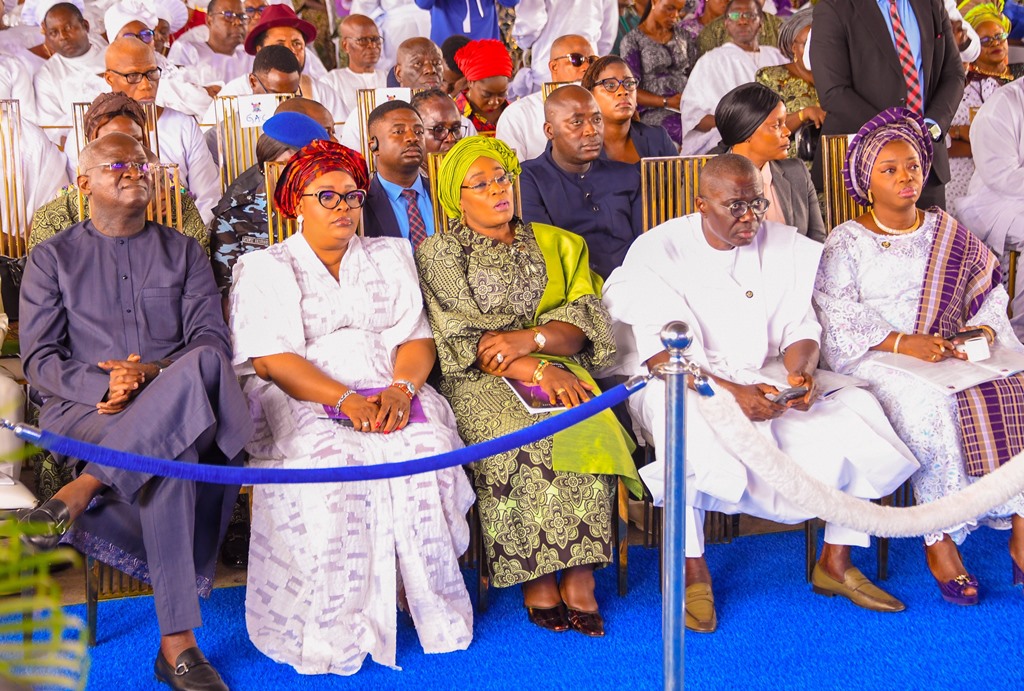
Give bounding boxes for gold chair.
[84,556,152,646]
[425,151,523,236]
[1008,251,1019,319]
[542,82,573,100]
[355,88,413,175]
[0,99,29,257]
[639,155,714,232]
[264,160,297,244]
[77,163,184,232]
[214,94,292,193]
[821,133,866,231]
[71,101,160,157]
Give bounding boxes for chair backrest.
[214,93,291,193]
[542,82,573,100]
[0,99,28,257]
[77,163,183,231]
[639,155,713,232]
[264,160,297,244]
[821,133,866,231]
[355,87,413,175]
[71,101,160,157]
[426,150,522,235]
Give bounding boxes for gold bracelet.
[980,324,996,345]
[531,359,550,386]
[893,332,905,354]
[798,108,806,122]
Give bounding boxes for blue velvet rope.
[14,380,647,485]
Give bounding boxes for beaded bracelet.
[390,380,415,399]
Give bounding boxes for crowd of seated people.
[3,0,1024,688]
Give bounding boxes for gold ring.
[555,388,567,396]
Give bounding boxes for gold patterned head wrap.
[958,0,1011,31]
[274,140,369,218]
[436,135,521,219]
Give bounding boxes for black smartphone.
[768,386,808,404]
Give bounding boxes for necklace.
[968,63,1013,81]
[870,208,921,235]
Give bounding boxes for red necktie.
[401,188,428,249]
[887,0,923,115]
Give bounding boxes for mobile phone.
[767,386,808,404]
[951,328,985,344]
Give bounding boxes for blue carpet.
[70,527,1024,690]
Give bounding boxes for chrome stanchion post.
[654,321,713,691]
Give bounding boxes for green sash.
[530,223,643,498]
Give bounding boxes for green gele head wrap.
[436,135,522,219]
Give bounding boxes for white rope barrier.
[695,389,1024,538]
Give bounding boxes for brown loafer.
[811,564,905,613]
[685,583,717,633]
[565,608,605,637]
[526,603,570,633]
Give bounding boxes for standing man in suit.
[810,0,964,209]
[362,100,435,245]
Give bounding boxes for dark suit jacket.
[769,159,826,243]
[361,173,431,240]
[809,0,964,186]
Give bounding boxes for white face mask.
[802,28,812,72]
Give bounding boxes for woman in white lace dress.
[229,141,475,675]
[813,108,1024,606]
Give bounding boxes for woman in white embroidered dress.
[229,140,475,675]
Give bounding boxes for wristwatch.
[927,122,942,141]
[532,327,546,352]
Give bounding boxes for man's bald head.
[395,38,444,89]
[340,13,376,33]
[548,34,597,82]
[697,153,761,198]
[78,132,152,219]
[105,36,156,69]
[105,37,161,103]
[543,84,596,123]
[339,14,382,72]
[79,132,145,176]
[543,85,604,168]
[275,97,336,140]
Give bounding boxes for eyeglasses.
[593,77,640,92]
[123,29,155,44]
[344,35,383,47]
[979,32,1009,46]
[707,197,771,218]
[461,173,515,193]
[107,67,162,84]
[552,53,599,68]
[301,189,367,210]
[243,5,266,18]
[213,10,249,24]
[426,124,467,142]
[725,10,759,21]
[84,161,151,175]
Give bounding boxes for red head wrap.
[274,140,369,219]
[454,39,513,82]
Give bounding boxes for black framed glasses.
[552,52,599,68]
[979,32,1009,46]
[123,29,155,44]
[84,161,151,175]
[593,77,640,92]
[426,124,467,142]
[345,35,383,47]
[301,189,367,210]
[725,10,759,21]
[461,173,515,193]
[709,197,771,218]
[213,10,250,24]
[107,67,162,84]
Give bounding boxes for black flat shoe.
[154,647,229,691]
[526,603,570,633]
[16,498,71,551]
[219,521,249,570]
[565,607,605,637]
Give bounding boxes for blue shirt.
[875,0,926,111]
[376,174,435,241]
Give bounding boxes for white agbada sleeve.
[158,109,221,224]
[493,91,548,162]
[0,55,39,124]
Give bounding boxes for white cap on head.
[153,0,189,33]
[104,0,159,37]
[22,0,86,27]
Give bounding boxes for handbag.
[0,255,26,322]
[794,121,822,163]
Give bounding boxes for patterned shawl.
[914,208,1024,476]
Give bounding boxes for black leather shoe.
[16,498,72,551]
[154,647,229,691]
[219,521,249,570]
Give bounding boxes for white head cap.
[22,0,86,27]
[153,0,189,33]
[104,0,159,37]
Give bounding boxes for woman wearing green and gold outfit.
[416,136,640,638]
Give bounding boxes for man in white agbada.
[321,14,388,117]
[495,34,597,163]
[955,78,1024,339]
[603,155,919,632]
[166,0,252,92]
[349,0,432,69]
[104,0,213,119]
[678,0,787,155]
[510,0,617,97]
[32,2,109,145]
[0,114,70,236]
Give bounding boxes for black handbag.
[0,255,26,322]
[794,121,822,163]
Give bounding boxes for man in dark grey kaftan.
[19,132,252,691]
